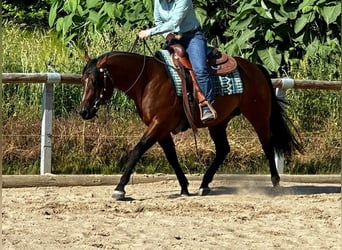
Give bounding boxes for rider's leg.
[186,31,216,122]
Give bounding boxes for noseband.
[93,67,113,111]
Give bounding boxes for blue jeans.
[178,31,214,104]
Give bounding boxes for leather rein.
[93,37,199,154]
[93,37,148,111]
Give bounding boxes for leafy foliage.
[48,0,154,45]
[2,0,54,27]
[47,0,341,73]
[5,0,340,73]
[218,0,341,73]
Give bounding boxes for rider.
[138,0,216,123]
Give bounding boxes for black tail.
[258,65,303,157]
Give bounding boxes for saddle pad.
[157,50,243,97]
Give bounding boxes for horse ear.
[84,50,91,63]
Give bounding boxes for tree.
[2,0,54,27]
[48,0,154,45]
[212,0,341,73]
[47,0,341,73]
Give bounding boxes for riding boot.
[198,100,216,123]
[201,106,215,123]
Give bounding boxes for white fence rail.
[2,73,341,175]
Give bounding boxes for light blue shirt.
[148,0,200,37]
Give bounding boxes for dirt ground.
[2,178,341,250]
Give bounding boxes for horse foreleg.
[113,134,156,200]
[158,135,189,196]
[199,123,230,196]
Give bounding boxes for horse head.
[79,51,114,120]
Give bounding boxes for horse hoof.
[112,190,126,200]
[271,176,280,187]
[198,188,210,196]
[181,192,190,197]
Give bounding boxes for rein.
[98,37,148,98]
[136,37,199,154]
[97,37,199,154]
[92,37,147,110]
[123,37,148,94]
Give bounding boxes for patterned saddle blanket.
[157,50,243,97]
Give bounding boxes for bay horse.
[79,49,302,200]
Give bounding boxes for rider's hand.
[165,33,176,42]
[138,30,150,39]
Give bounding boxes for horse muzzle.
[79,107,97,120]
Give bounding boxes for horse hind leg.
[243,112,280,187]
[199,123,230,196]
[264,144,280,187]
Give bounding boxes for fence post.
[275,78,294,174]
[40,73,60,175]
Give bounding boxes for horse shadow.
[118,182,341,201]
[207,184,341,197]
[165,183,341,199]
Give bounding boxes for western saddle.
[165,42,237,125]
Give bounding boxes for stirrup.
[199,100,217,123]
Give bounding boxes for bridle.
[91,37,152,111]
[90,37,174,112]
[92,66,113,111]
[87,36,200,154]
